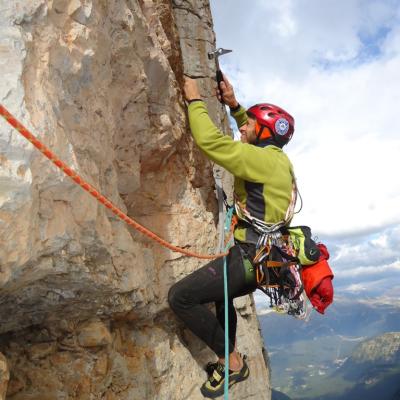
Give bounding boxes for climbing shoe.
[200,357,250,398]
[205,360,219,377]
[204,354,246,377]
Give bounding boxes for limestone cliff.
[0,1,270,399]
[349,332,400,365]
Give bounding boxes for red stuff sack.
[301,243,334,314]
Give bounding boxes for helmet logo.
[275,118,289,136]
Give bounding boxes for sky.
[210,0,400,298]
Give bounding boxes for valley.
[259,296,400,400]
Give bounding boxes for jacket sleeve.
[230,105,248,128]
[188,101,276,182]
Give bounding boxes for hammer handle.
[216,69,224,104]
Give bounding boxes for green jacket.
[188,101,294,243]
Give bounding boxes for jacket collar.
[255,137,283,149]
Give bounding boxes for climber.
[168,74,296,398]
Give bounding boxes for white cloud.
[370,234,388,248]
[338,274,400,296]
[335,260,400,279]
[341,283,369,293]
[383,24,400,55]
[330,225,400,267]
[224,52,400,236]
[212,0,400,80]
[210,0,400,298]
[210,0,400,236]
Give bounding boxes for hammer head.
[208,48,232,60]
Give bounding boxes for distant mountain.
[295,332,400,400]
[272,389,293,400]
[348,332,400,365]
[259,297,400,347]
[338,332,400,381]
[259,297,400,400]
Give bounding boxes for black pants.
[168,244,257,357]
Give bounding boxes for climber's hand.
[184,77,201,102]
[216,74,239,109]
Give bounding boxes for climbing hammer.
[208,48,232,104]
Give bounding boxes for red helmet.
[247,103,295,145]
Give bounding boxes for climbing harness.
[234,177,309,320]
[254,230,308,319]
[0,104,231,260]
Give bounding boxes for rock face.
[0,1,270,399]
[0,353,9,400]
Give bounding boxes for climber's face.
[239,117,257,143]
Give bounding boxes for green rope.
[223,206,234,399]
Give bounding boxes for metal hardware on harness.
[246,225,309,320]
[257,230,284,249]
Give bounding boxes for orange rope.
[0,104,230,260]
